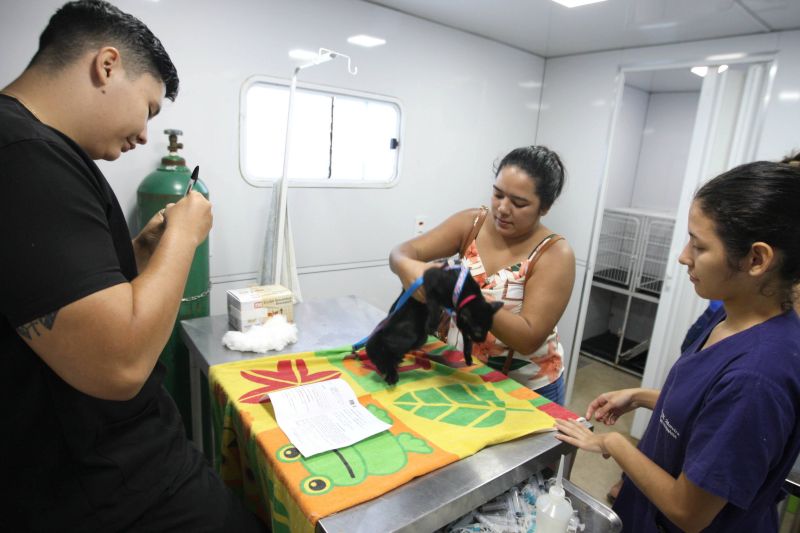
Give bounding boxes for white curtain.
[258,185,302,302]
[258,73,303,302]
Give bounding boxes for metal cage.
[593,213,641,288]
[635,217,674,295]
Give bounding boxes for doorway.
[579,67,701,380]
[566,57,774,439]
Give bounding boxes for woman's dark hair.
[695,161,800,308]
[495,145,565,212]
[30,0,179,101]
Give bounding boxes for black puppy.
[365,263,502,385]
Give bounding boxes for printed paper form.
[269,378,392,457]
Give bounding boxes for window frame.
[239,75,404,189]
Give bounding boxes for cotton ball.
[222,315,298,353]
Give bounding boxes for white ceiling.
[365,0,800,58]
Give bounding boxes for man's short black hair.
[30,0,179,100]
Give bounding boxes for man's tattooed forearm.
[16,311,59,340]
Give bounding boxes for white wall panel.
[756,30,800,161]
[631,91,699,211]
[557,262,586,379]
[535,49,624,265]
[604,85,649,209]
[297,265,399,313]
[210,262,400,317]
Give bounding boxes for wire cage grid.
[593,213,641,288]
[635,217,675,296]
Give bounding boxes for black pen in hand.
[185,165,199,196]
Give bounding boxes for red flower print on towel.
[237,359,341,404]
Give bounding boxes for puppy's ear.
[490,301,503,314]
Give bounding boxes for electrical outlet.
[414,215,428,235]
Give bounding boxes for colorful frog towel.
[209,337,577,533]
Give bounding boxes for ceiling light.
[717,64,728,74]
[550,0,607,7]
[706,53,746,61]
[691,66,709,78]
[778,91,800,102]
[347,35,386,48]
[637,21,678,30]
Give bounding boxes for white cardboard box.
[227,284,294,331]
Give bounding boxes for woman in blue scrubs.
[556,161,800,533]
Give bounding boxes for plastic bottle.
[535,455,574,533]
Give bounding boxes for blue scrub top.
[614,308,800,532]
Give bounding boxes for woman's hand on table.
[554,418,613,458]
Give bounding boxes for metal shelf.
[580,330,648,377]
[580,351,644,378]
[591,280,660,304]
[582,209,675,377]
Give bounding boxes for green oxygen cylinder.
[136,129,209,439]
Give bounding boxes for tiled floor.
[566,356,642,505]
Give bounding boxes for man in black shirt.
[0,1,264,531]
